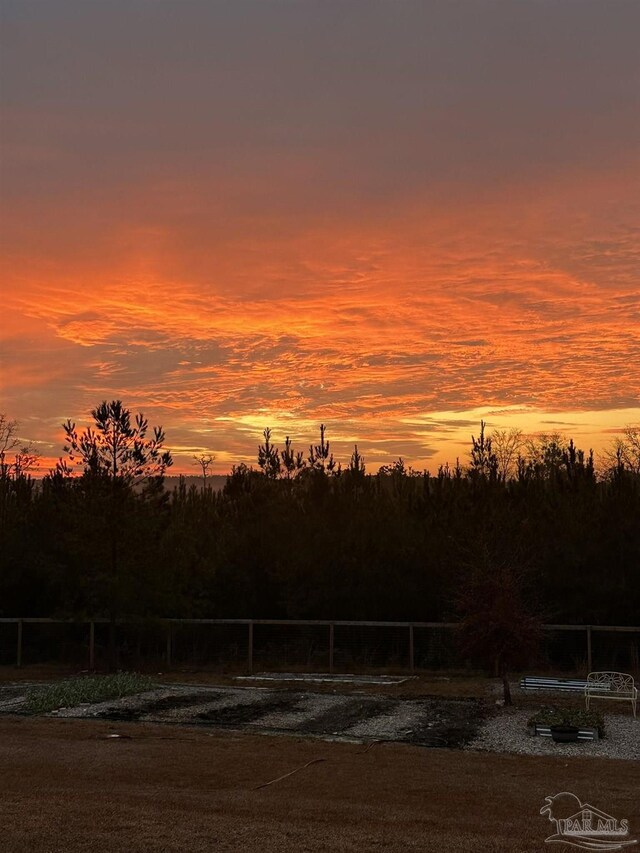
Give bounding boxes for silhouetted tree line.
[1,405,639,630]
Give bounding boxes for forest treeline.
[1,406,639,627]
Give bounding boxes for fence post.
[409,624,415,673]
[248,621,253,674]
[89,621,95,671]
[329,623,334,674]
[16,620,23,668]
[166,624,172,669]
[586,626,592,673]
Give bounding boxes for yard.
[1,669,639,851]
[1,716,639,852]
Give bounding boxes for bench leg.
[585,694,590,711]
[633,698,637,719]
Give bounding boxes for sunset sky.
[1,0,639,474]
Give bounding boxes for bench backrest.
[520,677,586,690]
[586,671,635,693]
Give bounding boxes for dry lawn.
[1,716,638,852]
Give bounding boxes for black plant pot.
[550,725,580,743]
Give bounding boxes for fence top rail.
[0,618,109,624]
[2,618,639,631]
[0,618,456,628]
[543,624,640,633]
[167,619,460,628]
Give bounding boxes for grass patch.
[528,706,605,737]
[26,672,155,714]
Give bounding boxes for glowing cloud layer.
[1,1,639,472]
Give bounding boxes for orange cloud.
[3,182,639,474]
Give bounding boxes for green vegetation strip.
[26,673,155,714]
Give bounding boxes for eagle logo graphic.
[541,792,637,850]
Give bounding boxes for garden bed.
[4,680,486,748]
[527,707,605,741]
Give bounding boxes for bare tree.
[0,414,40,478]
[193,453,215,482]
[601,425,640,476]
[523,431,566,477]
[456,558,541,705]
[623,425,640,471]
[0,414,18,457]
[491,428,523,481]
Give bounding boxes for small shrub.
[528,706,605,737]
[26,672,155,714]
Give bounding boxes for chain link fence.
[0,618,638,677]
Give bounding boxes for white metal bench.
[584,671,637,718]
[520,676,587,692]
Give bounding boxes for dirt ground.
[1,716,638,853]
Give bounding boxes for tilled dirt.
[397,698,483,748]
[95,691,222,721]
[295,696,392,736]
[196,692,304,726]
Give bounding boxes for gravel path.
[53,687,181,718]
[466,709,640,761]
[255,692,349,729]
[0,682,46,712]
[0,694,28,712]
[141,688,267,722]
[346,700,425,740]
